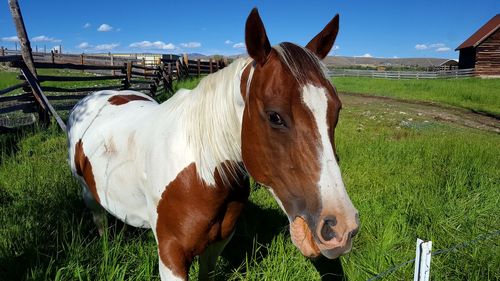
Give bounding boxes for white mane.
[182,58,252,185]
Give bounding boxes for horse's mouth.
[289,216,352,259]
[290,216,321,257]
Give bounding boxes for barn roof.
[456,14,500,50]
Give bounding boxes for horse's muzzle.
[290,213,359,259]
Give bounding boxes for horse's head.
[240,8,359,259]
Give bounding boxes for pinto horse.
[68,8,358,280]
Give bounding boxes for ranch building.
[456,14,500,76]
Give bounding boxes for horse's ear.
[306,14,339,59]
[245,8,271,66]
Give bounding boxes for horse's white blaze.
[301,84,356,216]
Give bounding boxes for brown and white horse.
[67,8,359,280]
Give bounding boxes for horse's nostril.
[320,217,337,241]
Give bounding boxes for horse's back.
[68,90,158,228]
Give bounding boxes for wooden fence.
[328,68,475,79]
[0,49,227,132]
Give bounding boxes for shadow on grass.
[0,125,37,164]
[219,199,346,281]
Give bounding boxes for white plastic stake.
[414,238,432,281]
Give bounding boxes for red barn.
[456,14,500,76]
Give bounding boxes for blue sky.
[1,0,498,59]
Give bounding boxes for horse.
[67,8,359,281]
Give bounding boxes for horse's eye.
[267,111,285,127]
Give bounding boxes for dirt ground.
[340,92,500,134]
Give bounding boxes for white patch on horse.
[300,84,355,212]
[268,188,288,221]
[158,260,184,281]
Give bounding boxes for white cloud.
[1,36,19,42]
[225,40,234,44]
[77,42,91,49]
[83,22,91,28]
[328,45,340,56]
[180,42,201,48]
[97,24,113,32]
[94,43,119,51]
[415,44,428,50]
[416,42,450,52]
[129,40,175,50]
[116,28,122,32]
[360,53,373,58]
[32,35,61,43]
[436,47,451,52]
[429,43,445,48]
[233,42,246,49]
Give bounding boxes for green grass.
[0,70,20,90]
[333,77,500,117]
[0,77,499,280]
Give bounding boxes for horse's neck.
[160,59,249,185]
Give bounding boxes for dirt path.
[340,92,500,134]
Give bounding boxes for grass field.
[333,77,500,117]
[1,76,499,280]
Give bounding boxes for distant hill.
[323,56,457,68]
[227,53,456,68]
[187,53,208,59]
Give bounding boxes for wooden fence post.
[80,53,84,73]
[51,50,55,63]
[125,62,132,89]
[0,47,4,66]
[175,60,181,80]
[8,0,52,126]
[142,57,146,79]
[110,54,115,76]
[183,53,189,68]
[209,58,213,73]
[8,0,37,77]
[197,59,201,76]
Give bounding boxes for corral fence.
[328,68,475,79]
[0,49,227,132]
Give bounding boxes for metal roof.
[456,14,500,50]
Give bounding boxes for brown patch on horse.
[156,162,249,279]
[74,139,100,203]
[108,94,152,105]
[241,50,323,217]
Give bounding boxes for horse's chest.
[156,162,249,260]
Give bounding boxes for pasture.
[1,76,499,280]
[333,77,500,117]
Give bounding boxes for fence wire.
[367,229,500,281]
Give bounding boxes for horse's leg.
[157,240,190,281]
[82,186,106,235]
[198,230,235,281]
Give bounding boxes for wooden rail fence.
[328,68,475,79]
[0,50,227,132]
